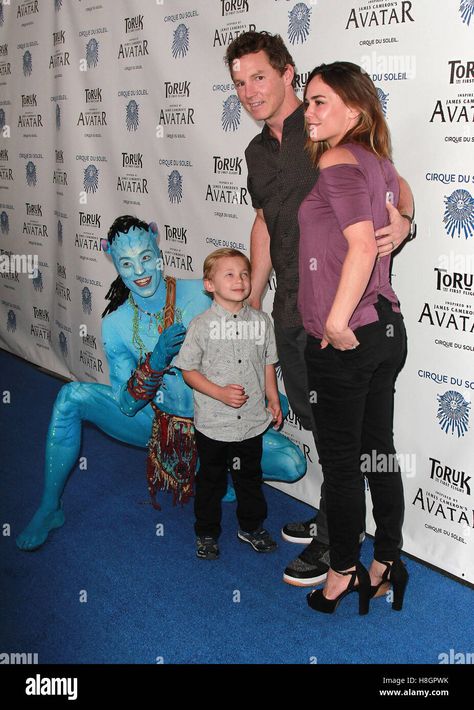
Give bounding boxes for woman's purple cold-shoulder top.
[298,142,401,339]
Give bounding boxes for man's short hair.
[226,31,296,86]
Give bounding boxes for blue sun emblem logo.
[222,94,241,132]
[33,270,43,292]
[23,50,33,76]
[443,189,474,239]
[288,3,312,45]
[437,390,470,437]
[82,287,92,314]
[168,170,183,203]
[1,210,9,234]
[126,100,139,131]
[376,88,389,116]
[86,38,99,69]
[84,164,99,193]
[460,0,474,25]
[172,23,189,58]
[26,161,37,186]
[7,310,16,332]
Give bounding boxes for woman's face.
[304,74,359,147]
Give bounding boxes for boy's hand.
[267,399,283,429]
[218,384,248,408]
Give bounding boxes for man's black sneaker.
[237,528,277,553]
[282,516,366,545]
[281,515,318,544]
[283,539,330,587]
[196,536,219,560]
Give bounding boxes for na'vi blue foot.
[16,507,65,551]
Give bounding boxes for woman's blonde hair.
[304,61,392,165]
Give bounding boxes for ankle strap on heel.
[333,566,358,591]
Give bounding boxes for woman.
[298,62,409,614]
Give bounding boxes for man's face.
[110,227,162,299]
[232,50,290,124]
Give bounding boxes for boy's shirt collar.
[210,300,249,320]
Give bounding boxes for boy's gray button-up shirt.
[173,301,278,442]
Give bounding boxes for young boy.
[173,248,282,559]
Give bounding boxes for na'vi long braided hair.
[101,215,150,318]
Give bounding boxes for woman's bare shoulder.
[319,146,359,169]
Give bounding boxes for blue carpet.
[0,348,472,664]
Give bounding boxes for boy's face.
[231,50,291,124]
[205,256,251,309]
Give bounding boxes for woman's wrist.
[325,318,349,336]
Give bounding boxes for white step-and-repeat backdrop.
[0,0,473,583]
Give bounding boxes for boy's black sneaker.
[196,536,219,560]
[237,528,277,553]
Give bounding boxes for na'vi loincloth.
[147,403,197,509]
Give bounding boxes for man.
[226,31,415,587]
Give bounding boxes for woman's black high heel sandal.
[307,562,371,615]
[370,559,409,611]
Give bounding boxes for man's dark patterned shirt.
[245,103,319,327]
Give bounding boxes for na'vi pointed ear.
[148,221,159,238]
[100,238,111,253]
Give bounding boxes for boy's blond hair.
[203,248,251,282]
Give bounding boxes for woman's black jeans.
[305,296,407,570]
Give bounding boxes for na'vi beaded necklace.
[128,288,183,362]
